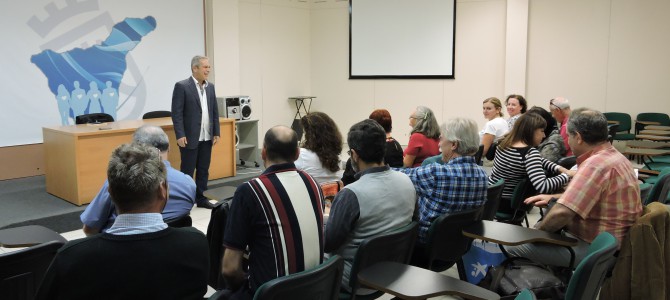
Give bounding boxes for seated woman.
[341,109,403,185]
[404,106,441,167]
[527,106,566,162]
[505,94,527,129]
[480,97,509,160]
[295,112,344,184]
[489,113,575,216]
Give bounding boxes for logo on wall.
[27,0,156,125]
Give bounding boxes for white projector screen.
[349,0,456,79]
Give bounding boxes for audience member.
[396,118,488,243]
[341,109,403,185]
[489,113,574,216]
[505,94,527,129]
[222,126,324,299]
[506,108,642,267]
[80,125,196,235]
[480,97,509,159]
[404,106,441,167]
[295,111,344,184]
[549,97,573,156]
[325,119,415,295]
[527,106,566,162]
[36,143,209,299]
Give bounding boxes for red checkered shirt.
[558,143,642,244]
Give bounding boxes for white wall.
[211,0,670,148]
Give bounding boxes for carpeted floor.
[0,166,261,233]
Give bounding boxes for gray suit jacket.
[171,77,220,150]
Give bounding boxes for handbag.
[478,257,566,300]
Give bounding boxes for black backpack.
[206,199,232,290]
[477,257,567,300]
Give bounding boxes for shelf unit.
[235,119,259,167]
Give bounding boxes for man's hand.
[524,194,554,207]
[177,137,188,148]
[213,135,220,145]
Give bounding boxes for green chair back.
[514,288,537,300]
[645,170,670,205]
[482,179,505,221]
[603,112,632,133]
[564,232,618,300]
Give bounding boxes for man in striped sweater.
[222,126,324,299]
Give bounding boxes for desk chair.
[253,255,343,300]
[75,113,114,124]
[556,156,577,170]
[341,221,418,300]
[636,112,670,134]
[474,144,485,166]
[142,110,171,119]
[482,179,505,221]
[0,240,65,300]
[603,112,635,141]
[165,214,192,228]
[496,178,536,227]
[514,289,537,300]
[644,170,670,205]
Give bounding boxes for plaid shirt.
[396,156,488,242]
[559,143,642,244]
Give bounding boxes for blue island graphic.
[31,16,156,124]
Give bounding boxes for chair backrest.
[639,183,653,205]
[0,240,65,300]
[474,144,485,166]
[637,113,670,131]
[75,113,114,124]
[425,206,484,270]
[320,180,343,203]
[165,214,192,228]
[565,232,618,300]
[142,110,172,119]
[507,178,536,225]
[514,288,538,300]
[556,156,577,170]
[607,124,619,142]
[252,255,344,300]
[347,221,418,294]
[482,179,505,221]
[603,112,632,133]
[645,170,670,205]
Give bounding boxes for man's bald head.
[263,126,299,163]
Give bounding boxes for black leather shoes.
[196,201,216,209]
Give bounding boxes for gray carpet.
[0,167,261,233]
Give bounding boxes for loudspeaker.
[239,97,252,120]
[222,96,252,120]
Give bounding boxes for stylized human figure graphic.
[101,81,119,120]
[87,81,102,114]
[56,84,71,125]
[70,81,89,118]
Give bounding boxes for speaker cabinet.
[221,96,251,120]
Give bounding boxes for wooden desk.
[358,262,500,300]
[0,225,67,248]
[626,140,670,149]
[635,120,661,126]
[42,117,236,205]
[636,135,670,142]
[645,125,670,131]
[462,220,577,247]
[623,147,670,170]
[639,130,670,136]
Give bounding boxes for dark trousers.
[179,140,213,203]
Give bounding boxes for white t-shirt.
[480,117,509,142]
[294,148,344,184]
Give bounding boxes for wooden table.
[462,220,578,247]
[636,135,670,142]
[639,130,670,136]
[626,140,670,149]
[42,117,236,205]
[358,262,500,300]
[203,185,237,201]
[0,225,67,248]
[645,125,670,131]
[623,147,670,169]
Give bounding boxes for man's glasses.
[550,99,561,111]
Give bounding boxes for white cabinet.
[235,119,259,167]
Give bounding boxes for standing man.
[172,55,220,209]
[549,97,572,156]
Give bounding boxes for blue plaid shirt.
[396,156,488,242]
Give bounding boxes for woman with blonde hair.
[404,106,441,167]
[480,97,509,158]
[295,112,344,183]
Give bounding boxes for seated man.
[80,125,196,235]
[395,118,489,243]
[222,126,324,299]
[36,143,209,299]
[325,119,416,294]
[506,108,643,267]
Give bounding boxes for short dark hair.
[527,106,557,138]
[264,126,299,163]
[506,94,528,113]
[567,108,608,144]
[107,143,166,212]
[348,119,386,164]
[369,109,393,133]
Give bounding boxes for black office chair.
[75,113,114,124]
[419,206,485,280]
[482,179,505,221]
[473,144,485,166]
[340,221,419,300]
[142,110,172,119]
[253,255,343,300]
[165,214,192,228]
[556,156,577,170]
[0,240,65,300]
[495,178,536,227]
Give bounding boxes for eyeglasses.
[549,99,562,111]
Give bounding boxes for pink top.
[558,143,642,244]
[404,133,440,167]
[559,119,572,156]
